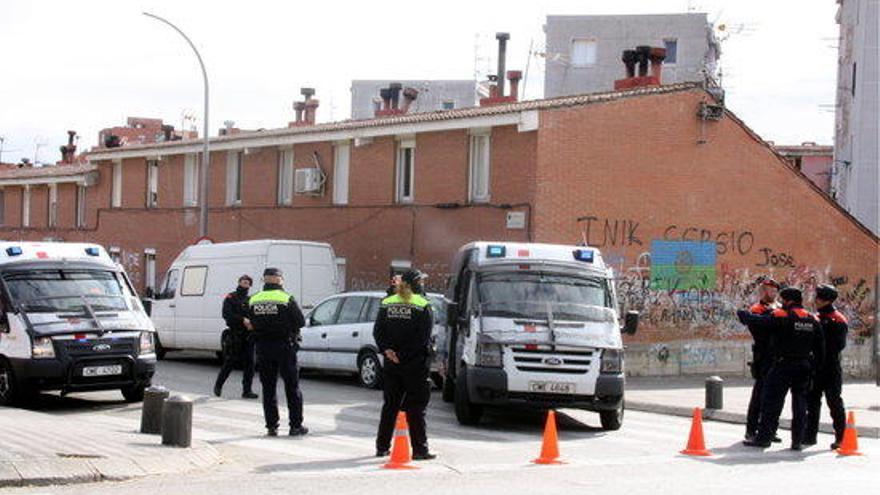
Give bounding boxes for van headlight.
[31,336,56,359]
[601,348,622,374]
[476,342,503,368]
[139,332,155,355]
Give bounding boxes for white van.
[299,291,447,389]
[149,240,338,358]
[442,242,638,429]
[0,242,156,405]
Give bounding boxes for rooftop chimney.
[614,46,666,91]
[289,88,318,126]
[479,33,521,106]
[388,83,402,110]
[401,87,419,113]
[59,130,78,164]
[495,32,510,97]
[161,124,174,142]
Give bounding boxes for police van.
[0,242,156,405]
[442,242,638,429]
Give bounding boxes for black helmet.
[816,284,839,302]
[263,267,283,277]
[779,287,803,304]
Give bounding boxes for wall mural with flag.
[649,241,716,290]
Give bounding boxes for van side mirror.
[0,313,8,333]
[622,311,639,335]
[144,287,155,299]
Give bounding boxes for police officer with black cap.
[214,274,258,399]
[374,269,436,460]
[739,287,824,450]
[248,268,308,437]
[804,284,849,449]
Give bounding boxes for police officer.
[374,269,436,460]
[804,284,848,449]
[248,268,308,437]
[742,278,780,442]
[739,287,824,450]
[214,275,258,399]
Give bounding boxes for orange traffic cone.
[383,411,418,470]
[837,411,863,456]
[532,410,565,465]
[680,407,712,456]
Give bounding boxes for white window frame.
[21,186,30,227]
[571,38,598,67]
[277,149,295,206]
[226,151,243,206]
[47,184,58,228]
[183,154,199,207]
[144,249,157,293]
[663,38,678,65]
[111,161,122,208]
[395,138,415,204]
[333,142,350,205]
[468,131,491,203]
[75,185,87,228]
[146,160,159,208]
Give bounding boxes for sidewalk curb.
[628,401,880,439]
[0,442,221,488]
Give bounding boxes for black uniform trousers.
[376,360,430,454]
[255,340,303,429]
[756,358,812,444]
[805,363,846,442]
[745,357,771,437]
[215,332,256,393]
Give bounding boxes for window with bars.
[469,133,491,203]
[395,140,415,203]
[146,160,159,208]
[277,149,294,205]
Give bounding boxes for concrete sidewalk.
[0,406,220,488]
[626,376,880,439]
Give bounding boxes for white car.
[299,291,447,389]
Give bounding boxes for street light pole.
[143,12,210,239]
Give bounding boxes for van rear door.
[267,244,303,304]
[301,245,336,310]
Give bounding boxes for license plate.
[82,365,122,377]
[529,381,575,394]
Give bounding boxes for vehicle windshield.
[477,271,611,322]
[3,269,131,313]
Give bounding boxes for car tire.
[454,366,483,426]
[357,351,383,389]
[155,336,167,360]
[600,399,624,431]
[121,383,147,403]
[0,358,22,407]
[430,372,444,391]
[441,375,455,403]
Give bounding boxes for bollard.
[140,385,170,434]
[161,394,193,448]
[705,376,723,410]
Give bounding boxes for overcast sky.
[0,0,840,165]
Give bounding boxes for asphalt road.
[6,353,879,494]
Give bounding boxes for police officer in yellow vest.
[248,268,308,437]
[373,270,436,460]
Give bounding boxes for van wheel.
[0,358,26,406]
[442,376,455,403]
[600,400,624,431]
[454,367,483,425]
[121,384,147,403]
[357,351,383,389]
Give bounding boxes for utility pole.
[144,12,211,239]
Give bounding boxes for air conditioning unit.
[295,168,324,194]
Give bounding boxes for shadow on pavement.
[685,441,827,465]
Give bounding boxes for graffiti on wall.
[649,240,717,290]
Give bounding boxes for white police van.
[442,242,638,429]
[0,242,156,405]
